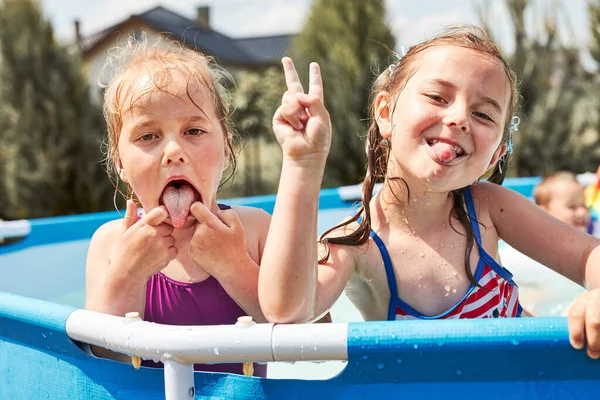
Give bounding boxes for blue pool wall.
[1,291,600,399]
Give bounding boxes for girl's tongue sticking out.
[428,140,464,164]
[161,182,196,228]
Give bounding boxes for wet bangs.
[112,65,214,116]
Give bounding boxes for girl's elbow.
[261,303,314,324]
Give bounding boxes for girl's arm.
[188,203,269,322]
[482,182,600,357]
[85,202,176,362]
[85,201,176,317]
[258,58,354,323]
[482,182,599,285]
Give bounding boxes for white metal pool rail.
[65,310,348,399]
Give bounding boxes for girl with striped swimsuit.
[260,25,600,359]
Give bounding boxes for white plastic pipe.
[66,310,276,364]
[0,219,31,238]
[66,311,350,400]
[272,323,348,361]
[66,310,349,363]
[163,357,195,400]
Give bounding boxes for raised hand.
[272,57,331,164]
[568,288,600,359]
[109,200,177,280]
[188,202,251,276]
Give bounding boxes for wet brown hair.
[320,25,520,287]
[100,33,238,206]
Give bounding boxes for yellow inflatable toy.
[584,166,600,220]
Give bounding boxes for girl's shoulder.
[470,180,512,197]
[90,219,122,247]
[228,205,271,230]
[229,205,272,247]
[470,181,529,216]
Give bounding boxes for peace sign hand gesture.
[272,57,332,166]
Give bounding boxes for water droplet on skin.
[440,243,444,248]
[449,244,454,249]
[445,291,450,297]
[442,223,446,227]
[452,288,457,293]
[420,253,425,257]
[444,285,450,292]
[452,271,458,276]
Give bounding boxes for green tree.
[0,0,112,219]
[230,67,285,196]
[589,0,600,172]
[478,0,599,176]
[291,0,395,187]
[590,0,600,64]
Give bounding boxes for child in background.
[534,172,591,233]
[501,171,590,315]
[85,35,281,375]
[260,25,600,359]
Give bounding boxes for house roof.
[81,5,293,66]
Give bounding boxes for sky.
[41,0,592,56]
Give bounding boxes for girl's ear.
[115,157,128,183]
[487,143,507,171]
[375,92,393,139]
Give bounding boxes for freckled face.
[382,45,511,192]
[116,73,229,213]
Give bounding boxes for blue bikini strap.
[358,215,398,321]
[370,230,398,321]
[463,186,483,249]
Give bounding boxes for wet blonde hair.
[101,33,238,203]
[534,171,581,207]
[321,25,520,287]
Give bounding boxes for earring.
[498,158,505,174]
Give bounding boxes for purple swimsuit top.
[142,204,266,377]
